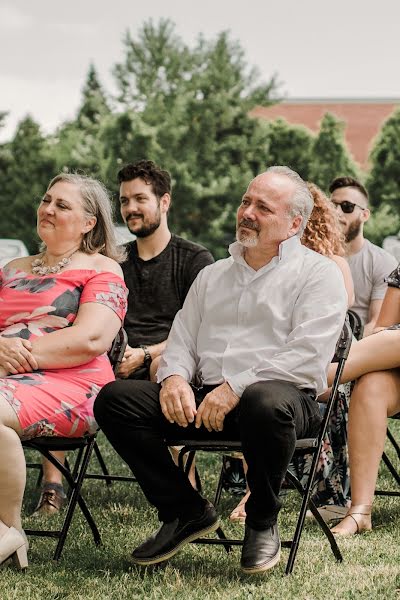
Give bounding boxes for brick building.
[251,98,400,170]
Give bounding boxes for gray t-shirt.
[347,239,397,324]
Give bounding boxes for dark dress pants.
[94,379,321,530]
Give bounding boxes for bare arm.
[374,286,400,329]
[31,302,121,370]
[118,340,167,378]
[363,298,385,337]
[327,286,400,385]
[331,255,355,308]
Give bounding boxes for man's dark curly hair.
[328,176,369,204]
[117,160,171,199]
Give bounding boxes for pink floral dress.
[0,266,127,440]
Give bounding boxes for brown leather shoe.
[32,487,66,516]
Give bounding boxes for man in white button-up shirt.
[95,166,348,574]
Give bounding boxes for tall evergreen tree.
[77,63,111,128]
[110,20,280,256]
[52,65,111,178]
[260,118,314,180]
[0,116,55,251]
[366,107,400,213]
[309,113,359,192]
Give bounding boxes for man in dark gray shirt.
[117,159,214,380]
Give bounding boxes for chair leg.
[387,428,400,461]
[93,441,113,486]
[213,464,225,508]
[53,437,100,560]
[285,461,343,574]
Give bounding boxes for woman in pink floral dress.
[0,173,127,569]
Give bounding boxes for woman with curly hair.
[298,183,354,520]
[230,182,354,524]
[302,183,354,303]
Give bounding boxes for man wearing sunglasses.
[329,176,397,336]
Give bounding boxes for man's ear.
[160,193,171,214]
[361,208,371,223]
[287,214,302,238]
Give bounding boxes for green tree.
[0,116,55,251]
[260,118,314,180]
[364,204,400,247]
[309,113,359,192]
[77,63,111,128]
[111,20,280,256]
[52,65,111,178]
[367,107,400,214]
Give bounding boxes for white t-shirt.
[347,239,397,324]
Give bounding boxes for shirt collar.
[229,235,302,266]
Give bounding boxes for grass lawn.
[1,422,399,600]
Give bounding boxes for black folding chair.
[375,413,400,498]
[346,309,364,341]
[23,328,127,560]
[167,319,352,575]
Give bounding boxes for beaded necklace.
[31,250,78,276]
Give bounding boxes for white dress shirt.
[157,236,348,397]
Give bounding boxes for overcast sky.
[1,0,399,141]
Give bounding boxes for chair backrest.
[318,318,352,444]
[347,309,364,340]
[108,328,128,374]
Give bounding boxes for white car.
[114,225,136,245]
[0,238,29,268]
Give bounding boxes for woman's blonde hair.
[46,173,126,263]
[301,182,345,257]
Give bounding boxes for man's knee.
[240,380,297,424]
[94,380,126,426]
[94,379,161,430]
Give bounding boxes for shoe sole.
[131,520,220,566]
[241,547,281,574]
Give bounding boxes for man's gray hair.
[266,166,314,236]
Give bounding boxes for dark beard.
[345,221,362,243]
[130,218,161,238]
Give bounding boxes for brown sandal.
[330,504,372,536]
[32,487,66,517]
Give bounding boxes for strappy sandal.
[229,490,250,524]
[330,504,372,536]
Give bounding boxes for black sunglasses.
[331,200,366,214]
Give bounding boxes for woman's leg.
[331,369,400,534]
[0,396,25,531]
[41,454,64,484]
[328,329,400,386]
[230,458,249,523]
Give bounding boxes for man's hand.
[0,337,38,374]
[117,345,146,378]
[195,382,240,432]
[159,375,196,427]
